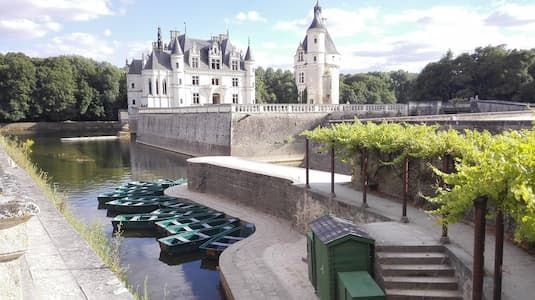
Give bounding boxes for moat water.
[24,133,222,300]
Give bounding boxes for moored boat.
[199,224,256,259]
[105,197,201,214]
[160,218,240,236]
[97,189,165,205]
[154,212,226,235]
[158,224,237,256]
[112,210,215,232]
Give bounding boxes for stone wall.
[136,112,232,156]
[187,160,390,233]
[132,104,408,159]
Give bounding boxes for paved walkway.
[185,156,534,300]
[0,148,132,300]
[166,185,317,300]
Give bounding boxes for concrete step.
[377,252,449,264]
[382,276,458,290]
[380,264,455,277]
[385,288,462,300]
[376,244,444,253]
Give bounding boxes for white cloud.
[38,32,116,61]
[0,0,114,38]
[104,28,112,37]
[270,3,535,72]
[231,10,266,23]
[274,7,380,38]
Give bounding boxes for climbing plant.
[302,121,535,242]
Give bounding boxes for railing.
[134,104,409,114]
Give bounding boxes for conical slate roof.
[244,45,254,61]
[171,37,183,55]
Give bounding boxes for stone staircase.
[376,245,463,300]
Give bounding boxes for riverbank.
[0,144,133,299]
[0,121,124,134]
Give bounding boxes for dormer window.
[298,52,304,62]
[232,60,238,71]
[211,59,221,70]
[212,78,219,85]
[191,57,199,68]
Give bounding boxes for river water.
[25,133,222,300]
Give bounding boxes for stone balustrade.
[133,103,409,115]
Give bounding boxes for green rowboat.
[112,210,216,232]
[154,212,225,235]
[97,189,165,205]
[158,224,237,256]
[199,224,256,259]
[105,197,201,214]
[160,218,240,236]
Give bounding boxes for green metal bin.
[307,231,317,289]
[308,215,378,300]
[337,271,385,300]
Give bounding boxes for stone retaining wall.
[187,160,390,233]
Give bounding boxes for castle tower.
[294,1,340,104]
[244,40,255,104]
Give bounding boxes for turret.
[170,36,184,71]
[306,2,326,55]
[243,39,255,104]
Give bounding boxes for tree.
[34,56,77,121]
[0,53,36,121]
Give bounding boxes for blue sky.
[1,0,535,73]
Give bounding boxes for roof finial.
[184,22,187,35]
[157,26,162,50]
[248,36,250,47]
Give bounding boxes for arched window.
[156,79,159,95]
[148,79,152,95]
[131,83,135,89]
[313,56,317,62]
[176,62,179,68]
[314,37,317,44]
[163,80,167,95]
[132,99,136,105]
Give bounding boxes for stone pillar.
[0,198,39,300]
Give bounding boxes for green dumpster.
[308,215,379,300]
[337,271,385,300]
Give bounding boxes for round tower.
[244,40,255,104]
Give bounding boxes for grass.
[0,135,148,299]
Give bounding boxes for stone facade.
[127,28,255,113]
[294,1,340,104]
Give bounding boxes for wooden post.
[400,156,409,223]
[473,196,488,300]
[305,138,310,188]
[441,154,451,244]
[362,149,368,208]
[493,210,504,300]
[330,143,335,196]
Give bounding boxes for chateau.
[294,1,340,104]
[126,28,255,112]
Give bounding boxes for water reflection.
[25,134,221,300]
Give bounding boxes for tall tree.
[0,53,36,121]
[34,56,77,121]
